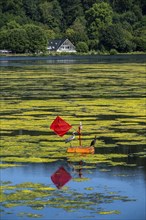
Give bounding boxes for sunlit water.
[0,54,146,220]
[1,160,146,220]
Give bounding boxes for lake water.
[0,54,146,220]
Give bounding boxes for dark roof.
[48,39,66,51]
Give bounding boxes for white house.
[47,38,76,53]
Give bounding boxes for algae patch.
[0,180,136,217]
[98,210,121,215]
[0,63,145,167]
[0,163,23,169]
[18,212,43,218]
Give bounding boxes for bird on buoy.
[90,136,97,147]
[65,132,76,146]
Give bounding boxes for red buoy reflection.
[51,166,72,189]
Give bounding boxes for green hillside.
[0,0,146,53]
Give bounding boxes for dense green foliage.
[0,0,146,53]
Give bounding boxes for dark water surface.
[0,54,146,220]
[0,54,146,65]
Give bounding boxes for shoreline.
[0,51,146,57]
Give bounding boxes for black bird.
[90,136,97,147]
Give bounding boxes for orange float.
[67,146,95,154]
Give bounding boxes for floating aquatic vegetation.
[0,157,58,163]
[98,210,121,215]
[84,187,94,190]
[72,178,90,182]
[18,212,43,218]
[99,169,111,172]
[1,180,136,218]
[0,63,145,168]
[0,164,23,169]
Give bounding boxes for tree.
[0,30,9,49]
[134,27,146,51]
[7,28,28,53]
[0,28,28,53]
[88,39,99,51]
[39,0,63,32]
[22,0,41,21]
[0,21,28,52]
[85,2,113,50]
[76,41,89,52]
[141,0,146,15]
[120,11,139,25]
[100,24,135,52]
[45,29,56,40]
[86,2,113,31]
[110,0,134,13]
[3,20,21,30]
[59,0,84,29]
[0,0,28,28]
[81,0,98,10]
[0,0,23,14]
[65,17,88,45]
[132,5,143,21]
[24,24,48,53]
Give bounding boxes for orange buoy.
[67,146,94,154]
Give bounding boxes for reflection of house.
[47,38,76,53]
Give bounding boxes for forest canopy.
[0,0,146,53]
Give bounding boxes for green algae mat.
[0,62,145,165]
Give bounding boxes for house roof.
[48,39,66,51]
